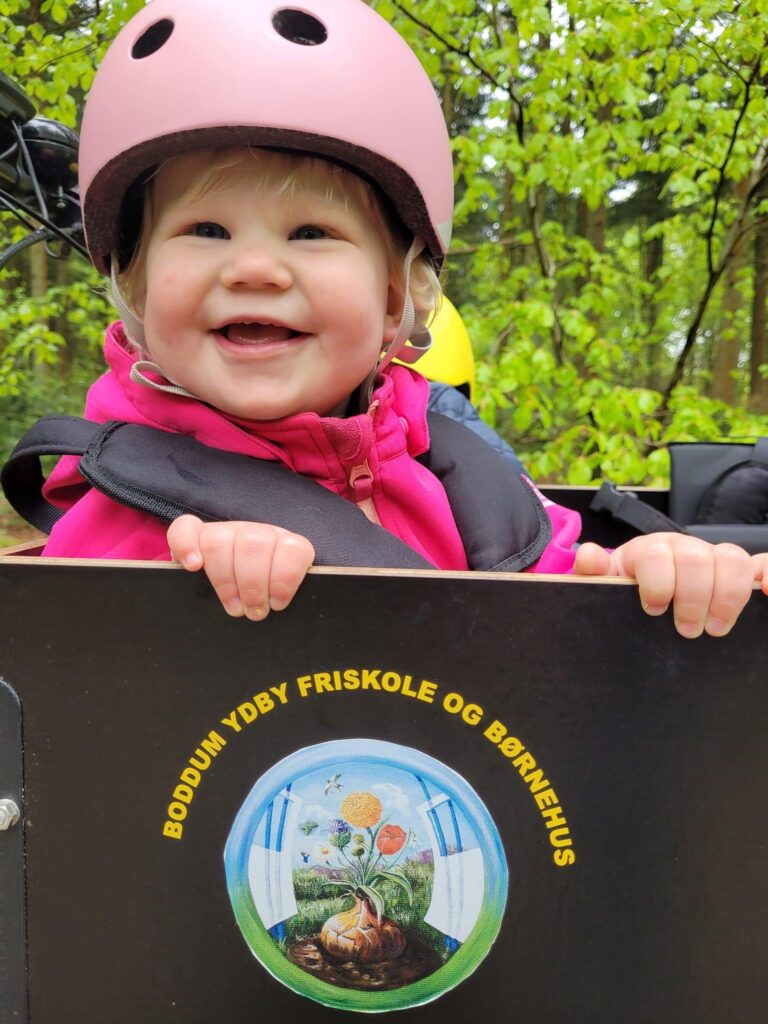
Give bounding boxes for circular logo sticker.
[224,739,508,1012]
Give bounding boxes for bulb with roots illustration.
[320,894,406,964]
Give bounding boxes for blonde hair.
[117,147,441,349]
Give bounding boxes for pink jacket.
[42,324,579,572]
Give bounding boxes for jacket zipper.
[348,401,381,525]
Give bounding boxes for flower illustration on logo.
[311,842,333,863]
[327,819,351,849]
[224,739,508,1013]
[339,791,383,829]
[315,790,414,964]
[376,824,407,855]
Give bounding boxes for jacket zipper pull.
[349,460,381,525]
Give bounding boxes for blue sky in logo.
[251,759,480,871]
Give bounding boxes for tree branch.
[448,237,529,256]
[688,29,751,85]
[660,127,768,412]
[704,56,762,275]
[16,40,101,80]
[390,1,524,136]
[391,1,561,355]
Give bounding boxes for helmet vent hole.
[131,19,175,59]
[272,9,327,46]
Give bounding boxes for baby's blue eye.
[193,222,229,239]
[291,224,327,241]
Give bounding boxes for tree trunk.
[53,256,74,374]
[710,253,744,405]
[28,242,47,300]
[643,229,664,390]
[441,67,454,130]
[750,208,768,412]
[711,178,750,405]
[579,197,607,255]
[28,241,49,380]
[574,95,610,299]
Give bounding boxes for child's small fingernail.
[676,620,702,639]
[269,596,288,612]
[641,602,666,617]
[245,605,268,621]
[183,552,202,570]
[705,616,729,637]
[225,598,244,617]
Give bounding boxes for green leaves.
[357,884,384,924]
[370,869,414,906]
[391,0,768,478]
[1,0,767,494]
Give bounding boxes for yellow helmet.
[398,296,476,401]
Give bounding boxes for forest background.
[1,0,768,543]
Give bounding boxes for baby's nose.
[219,244,292,290]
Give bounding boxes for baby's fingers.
[232,528,314,620]
[573,542,616,577]
[167,514,205,570]
[703,544,754,637]
[623,537,679,619]
[197,523,247,617]
[621,535,713,635]
[667,540,716,638]
[265,533,315,612]
[752,553,768,594]
[232,525,280,620]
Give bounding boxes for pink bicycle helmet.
[79,0,453,275]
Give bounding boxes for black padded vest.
[1,412,552,572]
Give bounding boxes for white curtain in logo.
[248,788,302,930]
[418,794,484,943]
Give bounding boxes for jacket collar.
[87,322,431,482]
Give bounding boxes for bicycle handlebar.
[0,70,87,267]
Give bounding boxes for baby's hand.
[167,514,315,620]
[574,534,762,638]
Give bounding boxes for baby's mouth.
[219,323,300,344]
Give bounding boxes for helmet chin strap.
[109,259,146,351]
[129,359,199,399]
[363,237,431,404]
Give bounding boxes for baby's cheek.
[154,265,188,293]
[341,297,388,348]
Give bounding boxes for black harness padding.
[420,412,551,572]
[1,412,552,572]
[0,415,98,535]
[682,438,768,526]
[1,417,430,569]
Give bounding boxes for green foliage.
[1,0,767,512]
[0,263,111,459]
[382,0,768,482]
[0,0,127,471]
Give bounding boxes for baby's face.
[140,151,401,420]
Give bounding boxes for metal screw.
[0,798,21,830]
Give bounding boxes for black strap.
[0,416,101,533]
[590,482,685,536]
[590,476,768,553]
[2,413,552,571]
[2,417,433,569]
